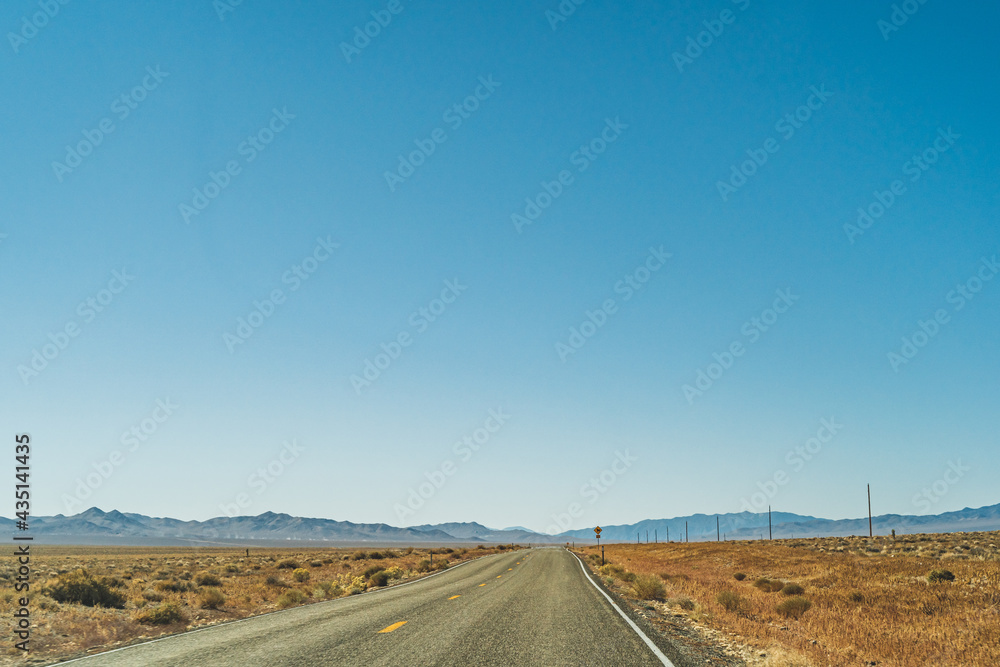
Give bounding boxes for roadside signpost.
[595,526,604,565]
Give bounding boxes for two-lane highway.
[57,548,675,667]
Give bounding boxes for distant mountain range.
[3,503,998,546]
[560,503,1000,541]
[0,508,561,546]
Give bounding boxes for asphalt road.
[57,548,674,667]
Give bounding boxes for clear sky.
[3,0,997,534]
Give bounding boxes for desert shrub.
[848,590,865,603]
[44,570,126,609]
[362,565,383,579]
[195,572,222,587]
[670,597,696,611]
[198,588,226,609]
[368,551,385,560]
[179,571,193,580]
[754,578,783,593]
[351,551,368,561]
[135,603,184,625]
[433,561,450,571]
[322,558,334,565]
[142,589,164,602]
[928,569,955,583]
[276,559,299,570]
[776,596,812,619]
[406,547,415,554]
[101,576,126,588]
[780,583,805,596]
[385,566,404,580]
[292,568,311,582]
[733,572,747,581]
[717,590,747,614]
[265,575,287,587]
[309,560,323,568]
[277,589,308,608]
[415,559,432,573]
[225,564,240,573]
[659,572,689,582]
[36,595,60,611]
[369,571,390,587]
[600,564,631,580]
[632,574,666,601]
[314,581,336,598]
[154,579,192,593]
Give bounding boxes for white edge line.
[569,549,675,667]
[50,550,505,666]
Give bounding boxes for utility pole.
[768,505,772,540]
[645,530,648,543]
[666,527,669,543]
[868,483,873,538]
[637,533,639,544]
[717,516,720,542]
[654,529,657,543]
[685,521,688,543]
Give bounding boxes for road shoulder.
[570,550,748,667]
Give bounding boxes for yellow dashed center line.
[378,621,407,633]
[508,568,513,571]
[448,595,461,600]
[496,575,502,578]
[479,583,486,587]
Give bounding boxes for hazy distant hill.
[558,504,1000,541]
[0,509,559,546]
[411,522,541,543]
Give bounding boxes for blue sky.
[2,0,997,534]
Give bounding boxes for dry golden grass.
[0,544,520,665]
[578,531,1000,666]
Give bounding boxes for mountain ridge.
[5,503,998,545]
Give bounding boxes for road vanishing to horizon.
[55,549,674,667]
[5,0,999,665]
